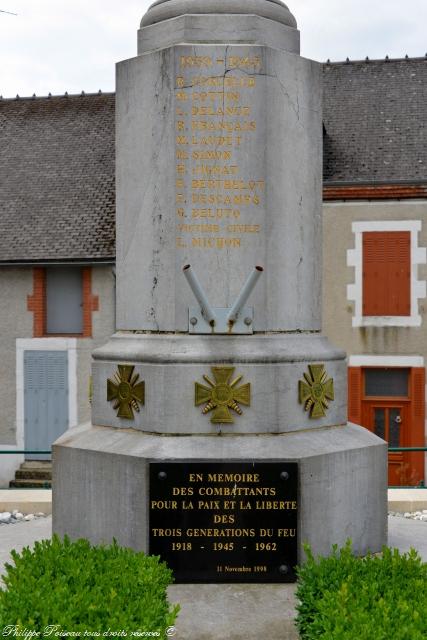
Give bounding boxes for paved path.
[0,516,52,574]
[0,516,425,640]
[388,515,427,560]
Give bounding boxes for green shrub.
[0,535,179,634]
[295,540,427,640]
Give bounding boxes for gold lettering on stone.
[192,150,232,160]
[192,237,241,249]
[228,56,262,69]
[178,224,220,233]
[192,165,239,176]
[191,120,256,132]
[180,56,213,68]
[191,76,256,88]
[192,209,241,219]
[192,194,260,206]
[175,47,264,249]
[191,106,250,116]
[192,91,240,102]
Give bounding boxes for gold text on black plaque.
[298,364,334,419]
[107,365,145,420]
[195,367,251,423]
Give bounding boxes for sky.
[0,0,426,98]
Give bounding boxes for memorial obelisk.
[53,0,387,581]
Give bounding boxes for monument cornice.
[141,0,297,28]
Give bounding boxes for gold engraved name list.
[175,49,265,251]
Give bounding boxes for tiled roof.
[0,57,425,262]
[323,57,427,183]
[0,93,115,262]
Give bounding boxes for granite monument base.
[53,422,387,560]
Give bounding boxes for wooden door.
[362,402,410,485]
[349,366,425,487]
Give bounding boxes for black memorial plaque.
[149,462,298,583]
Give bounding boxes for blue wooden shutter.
[24,350,68,460]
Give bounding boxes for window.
[364,368,409,397]
[46,268,83,334]
[347,221,426,327]
[28,267,99,337]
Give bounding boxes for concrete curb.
[1,489,426,518]
[0,489,52,515]
[388,489,427,513]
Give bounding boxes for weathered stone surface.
[140,0,298,29]
[92,333,347,434]
[168,583,299,640]
[116,43,322,332]
[138,14,300,55]
[53,422,387,558]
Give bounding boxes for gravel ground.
[388,509,427,522]
[0,509,47,524]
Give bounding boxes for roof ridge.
[0,91,115,101]
[325,55,427,65]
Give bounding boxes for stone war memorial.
[53,0,387,593]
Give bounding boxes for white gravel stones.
[0,512,12,524]
[0,510,48,525]
[390,510,427,523]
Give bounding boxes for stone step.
[9,479,52,489]
[20,461,52,470]
[15,469,52,481]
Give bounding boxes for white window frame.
[347,220,426,327]
[349,355,424,368]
